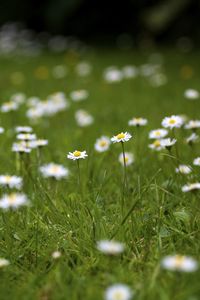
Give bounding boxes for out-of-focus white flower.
[0,193,29,210]
[119,152,134,166]
[97,240,124,255]
[148,140,164,151]
[160,138,177,149]
[149,73,167,87]
[185,120,200,130]
[52,251,61,259]
[0,175,22,189]
[70,90,89,102]
[11,93,26,104]
[111,132,132,143]
[175,165,192,174]
[29,139,48,148]
[186,133,199,144]
[52,65,67,79]
[184,89,199,100]
[161,255,198,272]
[0,127,5,134]
[75,61,92,77]
[95,136,111,152]
[193,157,200,166]
[122,65,138,78]
[67,150,88,161]
[182,183,200,192]
[39,163,69,180]
[75,109,94,127]
[128,117,147,127]
[15,126,33,133]
[103,67,123,83]
[162,115,183,129]
[0,258,10,268]
[12,142,31,153]
[17,133,36,141]
[104,284,133,300]
[1,101,18,112]
[149,129,168,139]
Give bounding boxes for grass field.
[0,47,200,300]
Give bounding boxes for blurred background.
[0,0,200,45]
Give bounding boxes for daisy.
[103,68,123,83]
[161,115,183,129]
[67,150,88,161]
[122,65,138,79]
[70,90,89,102]
[0,175,22,189]
[148,140,164,151]
[1,101,18,113]
[52,65,67,79]
[0,258,10,268]
[119,152,134,166]
[182,183,200,192]
[111,132,132,143]
[185,120,200,130]
[149,129,168,139]
[193,157,200,166]
[184,89,199,100]
[161,255,198,272]
[175,165,192,174]
[17,133,36,141]
[39,163,69,180]
[97,240,125,255]
[95,136,111,152]
[75,109,94,127]
[52,251,62,259]
[128,117,147,127]
[75,61,92,77]
[0,193,29,210]
[29,139,48,148]
[12,142,31,153]
[0,127,4,134]
[160,138,177,149]
[104,284,133,300]
[186,133,199,144]
[11,93,26,104]
[15,126,33,133]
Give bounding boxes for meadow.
[0,45,200,300]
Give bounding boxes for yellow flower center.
[8,194,17,204]
[125,157,129,162]
[117,133,125,139]
[99,141,107,147]
[50,165,59,173]
[154,140,161,147]
[169,119,176,125]
[5,176,11,183]
[174,255,185,267]
[155,131,161,136]
[73,151,81,157]
[114,291,124,300]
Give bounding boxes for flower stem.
[121,142,127,213]
[77,160,81,194]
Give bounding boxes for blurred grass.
[0,48,200,300]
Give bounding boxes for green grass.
[0,48,200,300]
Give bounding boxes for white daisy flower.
[11,93,26,104]
[15,126,33,133]
[182,183,200,192]
[16,133,36,141]
[52,65,67,79]
[111,132,132,143]
[75,61,92,77]
[12,142,31,153]
[105,284,133,300]
[128,117,148,127]
[186,133,199,144]
[0,258,10,268]
[148,140,164,151]
[161,255,198,272]
[149,129,168,139]
[122,65,138,79]
[0,175,22,189]
[185,120,200,130]
[184,89,199,100]
[70,90,89,102]
[103,67,123,83]
[95,136,111,152]
[28,139,48,148]
[1,101,18,113]
[193,157,200,166]
[75,109,94,127]
[161,115,183,129]
[175,165,192,174]
[0,127,5,134]
[0,193,29,210]
[67,150,88,161]
[160,138,177,149]
[52,251,62,259]
[119,152,134,166]
[97,240,124,255]
[39,163,69,180]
